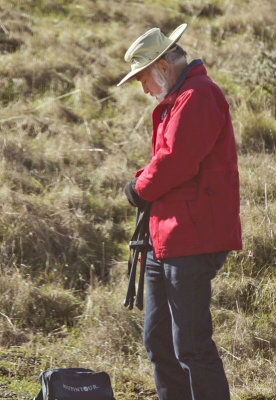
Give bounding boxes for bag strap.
[33,388,43,400]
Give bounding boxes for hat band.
[131,57,152,71]
[130,44,172,72]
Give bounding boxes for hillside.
[0,0,275,399]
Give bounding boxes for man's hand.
[124,178,149,209]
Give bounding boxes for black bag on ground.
[34,368,115,400]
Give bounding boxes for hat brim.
[117,23,187,87]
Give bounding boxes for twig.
[134,106,152,132]
[265,183,268,212]
[0,115,28,123]
[134,114,145,131]
[220,346,241,361]
[103,120,111,131]
[236,299,240,314]
[264,182,271,224]
[97,95,113,103]
[101,241,105,281]
[33,89,81,111]
[0,90,81,122]
[83,119,91,136]
[0,21,9,35]
[72,148,103,152]
[0,312,16,332]
[254,336,270,344]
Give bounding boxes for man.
[118,24,242,400]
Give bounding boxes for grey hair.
[161,44,187,64]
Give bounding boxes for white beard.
[155,86,168,103]
[151,66,169,103]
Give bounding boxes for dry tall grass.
[0,0,275,399]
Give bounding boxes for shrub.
[241,113,276,152]
[0,268,82,333]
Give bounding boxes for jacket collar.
[159,59,205,106]
[168,59,203,94]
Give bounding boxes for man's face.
[137,64,169,103]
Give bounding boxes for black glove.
[124,178,149,209]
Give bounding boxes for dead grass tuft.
[0,268,82,333]
[241,113,276,153]
[0,319,27,347]
[0,35,22,53]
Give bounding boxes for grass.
[0,259,275,399]
[0,0,275,399]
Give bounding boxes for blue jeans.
[144,250,231,400]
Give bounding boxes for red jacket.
[135,63,242,259]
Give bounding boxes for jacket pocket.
[150,197,199,251]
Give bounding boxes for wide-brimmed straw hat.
[117,23,187,87]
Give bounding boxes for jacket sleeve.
[135,88,227,201]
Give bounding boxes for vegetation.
[0,0,275,399]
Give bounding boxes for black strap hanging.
[124,203,151,310]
